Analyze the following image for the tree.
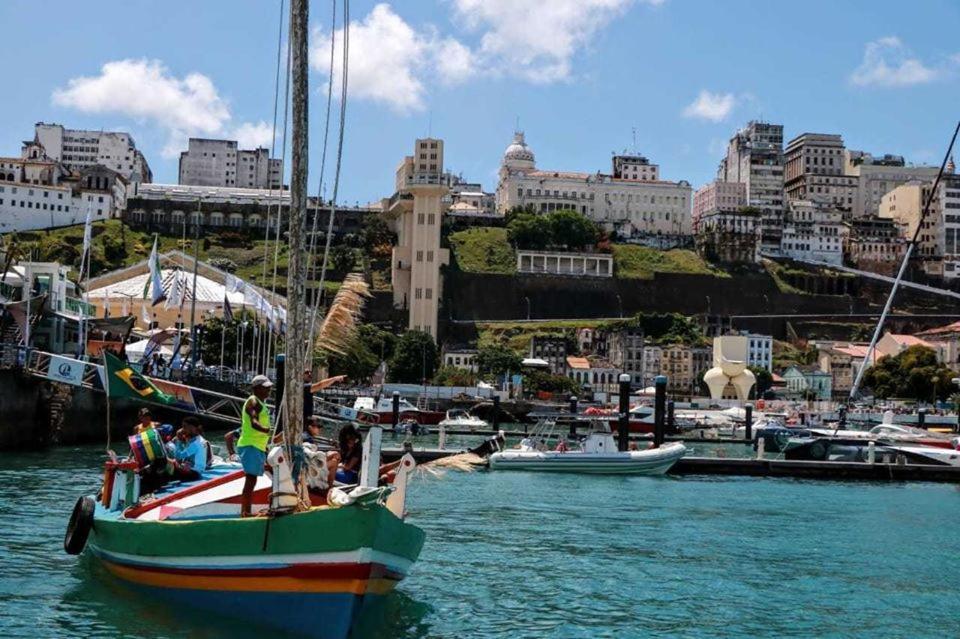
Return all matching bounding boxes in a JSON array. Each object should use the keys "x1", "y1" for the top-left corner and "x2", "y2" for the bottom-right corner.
[
  {"x1": 523, "y1": 369, "x2": 579, "y2": 395},
  {"x1": 360, "y1": 214, "x2": 394, "y2": 254},
  {"x1": 862, "y1": 345, "x2": 957, "y2": 401},
  {"x1": 322, "y1": 338, "x2": 379, "y2": 382},
  {"x1": 432, "y1": 365, "x2": 478, "y2": 387},
  {"x1": 476, "y1": 344, "x2": 523, "y2": 377},
  {"x1": 506, "y1": 212, "x2": 549, "y2": 250},
  {"x1": 748, "y1": 366, "x2": 773, "y2": 399},
  {"x1": 208, "y1": 257, "x2": 238, "y2": 273},
  {"x1": 548, "y1": 209, "x2": 598, "y2": 249},
  {"x1": 356, "y1": 323, "x2": 397, "y2": 363},
  {"x1": 330, "y1": 245, "x2": 356, "y2": 272},
  {"x1": 388, "y1": 330, "x2": 437, "y2": 383}
]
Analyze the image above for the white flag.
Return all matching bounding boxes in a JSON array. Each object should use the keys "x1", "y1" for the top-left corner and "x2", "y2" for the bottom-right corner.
[
  {"x1": 81, "y1": 204, "x2": 93, "y2": 258},
  {"x1": 164, "y1": 271, "x2": 183, "y2": 310},
  {"x1": 225, "y1": 273, "x2": 245, "y2": 294},
  {"x1": 141, "y1": 303, "x2": 150, "y2": 326},
  {"x1": 143, "y1": 236, "x2": 166, "y2": 306}
]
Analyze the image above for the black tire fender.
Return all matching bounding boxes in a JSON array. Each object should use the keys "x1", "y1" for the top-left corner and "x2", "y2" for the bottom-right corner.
[{"x1": 64, "y1": 495, "x2": 95, "y2": 555}]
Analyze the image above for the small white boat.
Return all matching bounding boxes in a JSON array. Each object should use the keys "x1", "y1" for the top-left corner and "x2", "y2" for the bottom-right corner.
[
  {"x1": 437, "y1": 408, "x2": 489, "y2": 431},
  {"x1": 489, "y1": 420, "x2": 686, "y2": 475}
]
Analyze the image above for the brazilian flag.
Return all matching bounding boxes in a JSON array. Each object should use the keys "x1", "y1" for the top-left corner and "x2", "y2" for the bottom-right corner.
[{"x1": 103, "y1": 351, "x2": 175, "y2": 405}]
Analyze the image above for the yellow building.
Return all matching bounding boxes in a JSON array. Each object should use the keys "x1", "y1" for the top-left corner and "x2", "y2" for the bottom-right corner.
[{"x1": 384, "y1": 139, "x2": 449, "y2": 338}]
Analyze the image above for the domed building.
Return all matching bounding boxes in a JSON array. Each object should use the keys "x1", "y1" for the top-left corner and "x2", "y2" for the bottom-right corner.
[
  {"x1": 502, "y1": 131, "x2": 536, "y2": 172},
  {"x1": 494, "y1": 130, "x2": 693, "y2": 238}
]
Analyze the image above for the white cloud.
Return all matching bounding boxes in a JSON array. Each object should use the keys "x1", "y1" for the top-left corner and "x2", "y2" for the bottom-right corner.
[
  {"x1": 231, "y1": 121, "x2": 274, "y2": 150},
  {"x1": 311, "y1": 3, "x2": 476, "y2": 114},
  {"x1": 53, "y1": 59, "x2": 274, "y2": 157},
  {"x1": 452, "y1": 0, "x2": 634, "y2": 83},
  {"x1": 850, "y1": 37, "x2": 938, "y2": 88},
  {"x1": 683, "y1": 90, "x2": 736, "y2": 122}
]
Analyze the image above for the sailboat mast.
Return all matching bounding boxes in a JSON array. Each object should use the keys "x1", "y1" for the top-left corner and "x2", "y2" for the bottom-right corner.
[{"x1": 284, "y1": 0, "x2": 309, "y2": 451}]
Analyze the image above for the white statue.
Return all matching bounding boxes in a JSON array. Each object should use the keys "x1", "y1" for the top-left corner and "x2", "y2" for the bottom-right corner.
[{"x1": 704, "y1": 336, "x2": 757, "y2": 401}]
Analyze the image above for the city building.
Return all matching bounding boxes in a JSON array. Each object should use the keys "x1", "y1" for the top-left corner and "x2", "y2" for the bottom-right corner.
[
  {"x1": 529, "y1": 336, "x2": 570, "y2": 375},
  {"x1": 125, "y1": 183, "x2": 369, "y2": 238},
  {"x1": 740, "y1": 332, "x2": 773, "y2": 371},
  {"x1": 879, "y1": 174, "x2": 960, "y2": 277},
  {"x1": 716, "y1": 121, "x2": 785, "y2": 252},
  {"x1": 845, "y1": 150, "x2": 940, "y2": 219},
  {"x1": 516, "y1": 250, "x2": 613, "y2": 277},
  {"x1": 816, "y1": 343, "x2": 876, "y2": 397},
  {"x1": 784, "y1": 133, "x2": 858, "y2": 211},
  {"x1": 441, "y1": 346, "x2": 479, "y2": 372},
  {"x1": 385, "y1": 138, "x2": 449, "y2": 338},
  {"x1": 780, "y1": 200, "x2": 846, "y2": 265},
  {"x1": 875, "y1": 332, "x2": 942, "y2": 362},
  {"x1": 659, "y1": 344, "x2": 712, "y2": 396},
  {"x1": 692, "y1": 181, "x2": 757, "y2": 263},
  {"x1": 29, "y1": 122, "x2": 151, "y2": 183},
  {"x1": 0, "y1": 148, "x2": 127, "y2": 233},
  {"x1": 178, "y1": 138, "x2": 282, "y2": 189},
  {"x1": 843, "y1": 216, "x2": 907, "y2": 275},
  {"x1": 495, "y1": 132, "x2": 693, "y2": 238},
  {"x1": 916, "y1": 321, "x2": 960, "y2": 367},
  {"x1": 782, "y1": 365, "x2": 832, "y2": 400},
  {"x1": 606, "y1": 327, "x2": 645, "y2": 386},
  {"x1": 566, "y1": 356, "x2": 619, "y2": 394}
]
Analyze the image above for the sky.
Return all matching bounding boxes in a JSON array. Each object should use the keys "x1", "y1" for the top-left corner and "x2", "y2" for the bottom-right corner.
[{"x1": 3, "y1": 0, "x2": 960, "y2": 205}]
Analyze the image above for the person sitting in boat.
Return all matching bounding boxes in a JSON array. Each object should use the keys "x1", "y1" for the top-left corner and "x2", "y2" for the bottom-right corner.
[
  {"x1": 133, "y1": 407, "x2": 157, "y2": 434},
  {"x1": 327, "y1": 424, "x2": 362, "y2": 485},
  {"x1": 555, "y1": 438, "x2": 568, "y2": 453},
  {"x1": 304, "y1": 416, "x2": 324, "y2": 444},
  {"x1": 237, "y1": 375, "x2": 273, "y2": 518},
  {"x1": 167, "y1": 416, "x2": 208, "y2": 481}
]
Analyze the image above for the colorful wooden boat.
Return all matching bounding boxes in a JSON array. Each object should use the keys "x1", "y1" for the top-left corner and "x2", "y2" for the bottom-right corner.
[{"x1": 66, "y1": 436, "x2": 424, "y2": 638}]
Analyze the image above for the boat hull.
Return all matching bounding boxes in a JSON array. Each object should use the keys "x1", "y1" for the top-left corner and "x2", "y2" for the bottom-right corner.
[
  {"x1": 88, "y1": 502, "x2": 424, "y2": 638},
  {"x1": 489, "y1": 442, "x2": 686, "y2": 475}
]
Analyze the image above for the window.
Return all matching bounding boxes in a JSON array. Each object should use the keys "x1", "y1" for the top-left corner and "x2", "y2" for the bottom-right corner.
[
  {"x1": 416, "y1": 250, "x2": 423, "y2": 262},
  {"x1": 427, "y1": 250, "x2": 434, "y2": 262},
  {"x1": 414, "y1": 288, "x2": 422, "y2": 300},
  {"x1": 425, "y1": 288, "x2": 432, "y2": 300},
  {"x1": 427, "y1": 214, "x2": 435, "y2": 225},
  {"x1": 417, "y1": 212, "x2": 425, "y2": 224}
]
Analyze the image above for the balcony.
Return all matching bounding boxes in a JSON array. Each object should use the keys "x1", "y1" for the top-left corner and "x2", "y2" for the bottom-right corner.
[{"x1": 65, "y1": 297, "x2": 97, "y2": 316}]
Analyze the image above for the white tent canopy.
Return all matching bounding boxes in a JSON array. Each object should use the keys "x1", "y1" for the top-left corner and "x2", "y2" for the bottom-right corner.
[{"x1": 125, "y1": 338, "x2": 174, "y2": 363}]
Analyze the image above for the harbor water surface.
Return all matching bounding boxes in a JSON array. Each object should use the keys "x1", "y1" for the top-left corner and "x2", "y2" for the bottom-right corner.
[{"x1": 2, "y1": 439, "x2": 959, "y2": 638}]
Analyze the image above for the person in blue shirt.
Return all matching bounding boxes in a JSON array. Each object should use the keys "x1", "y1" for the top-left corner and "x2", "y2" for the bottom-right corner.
[{"x1": 168, "y1": 416, "x2": 208, "y2": 481}]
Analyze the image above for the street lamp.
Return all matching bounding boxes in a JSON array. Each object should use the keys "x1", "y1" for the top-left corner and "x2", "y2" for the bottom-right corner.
[{"x1": 524, "y1": 296, "x2": 531, "y2": 320}]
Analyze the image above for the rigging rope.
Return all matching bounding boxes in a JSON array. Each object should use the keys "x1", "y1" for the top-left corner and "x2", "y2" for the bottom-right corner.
[
  {"x1": 258, "y1": 0, "x2": 287, "y2": 375},
  {"x1": 266, "y1": 19, "x2": 294, "y2": 374},
  {"x1": 308, "y1": 0, "x2": 350, "y2": 345},
  {"x1": 305, "y1": 0, "x2": 338, "y2": 346}
]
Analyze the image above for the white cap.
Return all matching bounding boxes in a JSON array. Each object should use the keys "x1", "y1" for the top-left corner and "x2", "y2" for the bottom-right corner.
[{"x1": 251, "y1": 374, "x2": 274, "y2": 388}]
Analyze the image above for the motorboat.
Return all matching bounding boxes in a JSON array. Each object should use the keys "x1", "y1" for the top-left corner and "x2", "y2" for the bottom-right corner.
[
  {"x1": 437, "y1": 408, "x2": 489, "y2": 431},
  {"x1": 489, "y1": 419, "x2": 686, "y2": 475},
  {"x1": 353, "y1": 396, "x2": 445, "y2": 425}
]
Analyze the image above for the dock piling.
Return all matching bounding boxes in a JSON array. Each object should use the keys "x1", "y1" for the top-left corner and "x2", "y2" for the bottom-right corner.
[
  {"x1": 667, "y1": 400, "x2": 675, "y2": 434},
  {"x1": 867, "y1": 441, "x2": 876, "y2": 464},
  {"x1": 569, "y1": 395, "x2": 578, "y2": 415},
  {"x1": 617, "y1": 376, "x2": 630, "y2": 452},
  {"x1": 744, "y1": 403, "x2": 753, "y2": 442},
  {"x1": 918, "y1": 408, "x2": 927, "y2": 430},
  {"x1": 756, "y1": 436, "x2": 765, "y2": 460},
  {"x1": 391, "y1": 391, "x2": 400, "y2": 429},
  {"x1": 492, "y1": 395, "x2": 500, "y2": 430},
  {"x1": 653, "y1": 375, "x2": 667, "y2": 448}
]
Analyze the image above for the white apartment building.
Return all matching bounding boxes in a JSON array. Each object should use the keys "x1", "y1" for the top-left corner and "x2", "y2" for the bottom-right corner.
[
  {"x1": 495, "y1": 132, "x2": 692, "y2": 237},
  {"x1": 740, "y1": 332, "x2": 773, "y2": 372},
  {"x1": 846, "y1": 150, "x2": 940, "y2": 219},
  {"x1": 716, "y1": 121, "x2": 785, "y2": 252},
  {"x1": 178, "y1": 138, "x2": 282, "y2": 189},
  {"x1": 784, "y1": 133, "x2": 858, "y2": 211},
  {"x1": 31, "y1": 122, "x2": 151, "y2": 183},
  {"x1": 386, "y1": 138, "x2": 449, "y2": 338},
  {"x1": 780, "y1": 200, "x2": 846, "y2": 265},
  {"x1": 0, "y1": 150, "x2": 125, "y2": 233}
]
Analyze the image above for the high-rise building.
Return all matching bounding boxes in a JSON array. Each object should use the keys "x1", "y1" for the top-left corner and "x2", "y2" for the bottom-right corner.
[
  {"x1": 845, "y1": 150, "x2": 940, "y2": 219},
  {"x1": 879, "y1": 174, "x2": 960, "y2": 278},
  {"x1": 716, "y1": 121, "x2": 784, "y2": 252},
  {"x1": 29, "y1": 122, "x2": 151, "y2": 183},
  {"x1": 178, "y1": 138, "x2": 282, "y2": 189},
  {"x1": 386, "y1": 138, "x2": 449, "y2": 338},
  {"x1": 780, "y1": 200, "x2": 846, "y2": 266},
  {"x1": 496, "y1": 132, "x2": 692, "y2": 237},
  {"x1": 784, "y1": 133, "x2": 858, "y2": 212}
]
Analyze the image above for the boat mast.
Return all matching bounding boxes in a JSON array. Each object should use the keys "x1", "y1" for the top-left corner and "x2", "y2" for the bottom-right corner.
[{"x1": 283, "y1": 0, "x2": 309, "y2": 474}]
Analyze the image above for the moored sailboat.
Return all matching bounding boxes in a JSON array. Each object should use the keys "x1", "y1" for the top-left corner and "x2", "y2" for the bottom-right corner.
[{"x1": 63, "y1": 3, "x2": 427, "y2": 636}]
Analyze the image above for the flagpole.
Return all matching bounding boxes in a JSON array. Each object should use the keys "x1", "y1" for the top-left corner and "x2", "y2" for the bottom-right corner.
[
  {"x1": 219, "y1": 319, "x2": 226, "y2": 379},
  {"x1": 188, "y1": 199, "x2": 201, "y2": 370},
  {"x1": 102, "y1": 351, "x2": 112, "y2": 451}
]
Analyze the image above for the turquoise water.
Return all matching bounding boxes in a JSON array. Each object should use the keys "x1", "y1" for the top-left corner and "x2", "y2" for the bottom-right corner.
[{"x1": 2, "y1": 443, "x2": 959, "y2": 638}]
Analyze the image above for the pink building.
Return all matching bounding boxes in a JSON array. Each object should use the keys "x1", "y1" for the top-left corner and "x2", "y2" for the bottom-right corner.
[{"x1": 693, "y1": 181, "x2": 746, "y2": 230}]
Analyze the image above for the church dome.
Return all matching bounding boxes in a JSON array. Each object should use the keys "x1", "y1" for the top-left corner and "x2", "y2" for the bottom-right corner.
[{"x1": 503, "y1": 131, "x2": 535, "y2": 169}]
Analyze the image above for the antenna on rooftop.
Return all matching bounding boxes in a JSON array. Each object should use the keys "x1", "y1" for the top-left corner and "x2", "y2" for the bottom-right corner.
[
  {"x1": 515, "y1": 115, "x2": 520, "y2": 133},
  {"x1": 428, "y1": 110, "x2": 432, "y2": 137},
  {"x1": 632, "y1": 127, "x2": 637, "y2": 153}
]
